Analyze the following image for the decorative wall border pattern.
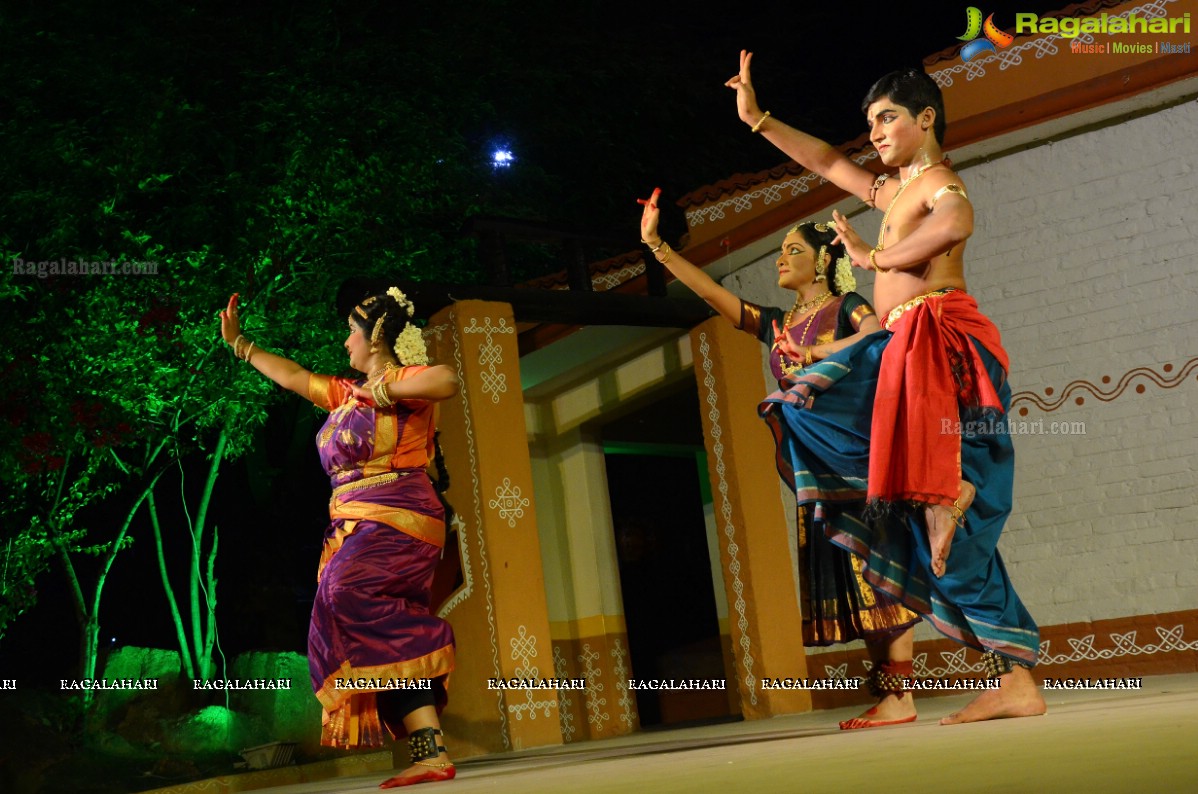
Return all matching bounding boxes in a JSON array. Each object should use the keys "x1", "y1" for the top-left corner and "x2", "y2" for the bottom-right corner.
[
  {"x1": 422, "y1": 322, "x2": 451, "y2": 345},
  {"x1": 697, "y1": 331, "x2": 758, "y2": 705},
  {"x1": 506, "y1": 625, "x2": 556, "y2": 721},
  {"x1": 817, "y1": 623, "x2": 1198, "y2": 679},
  {"x1": 488, "y1": 477, "x2": 530, "y2": 528},
  {"x1": 552, "y1": 644, "x2": 577, "y2": 743},
  {"x1": 610, "y1": 638, "x2": 634, "y2": 730},
  {"x1": 1012, "y1": 357, "x2": 1198, "y2": 415},
  {"x1": 685, "y1": 151, "x2": 879, "y2": 228},
  {"x1": 592, "y1": 263, "x2": 646, "y2": 291},
  {"x1": 579, "y1": 644, "x2": 609, "y2": 729},
  {"x1": 438, "y1": 309, "x2": 508, "y2": 748},
  {"x1": 436, "y1": 514, "x2": 472, "y2": 617},
  {"x1": 551, "y1": 263, "x2": 647, "y2": 292},
  {"x1": 929, "y1": 0, "x2": 1178, "y2": 86},
  {"x1": 1038, "y1": 624, "x2": 1198, "y2": 665},
  {"x1": 462, "y1": 317, "x2": 515, "y2": 404}
]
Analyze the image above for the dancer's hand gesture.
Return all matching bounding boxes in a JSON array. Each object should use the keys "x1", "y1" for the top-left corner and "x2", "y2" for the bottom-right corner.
[
  {"x1": 219, "y1": 293, "x2": 243, "y2": 345},
  {"x1": 637, "y1": 188, "x2": 663, "y2": 245},
  {"x1": 831, "y1": 210, "x2": 873, "y2": 269},
  {"x1": 725, "y1": 50, "x2": 765, "y2": 128},
  {"x1": 771, "y1": 320, "x2": 805, "y2": 361}
]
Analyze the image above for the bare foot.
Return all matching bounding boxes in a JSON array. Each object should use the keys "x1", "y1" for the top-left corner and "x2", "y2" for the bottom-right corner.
[
  {"x1": 925, "y1": 480, "x2": 976, "y2": 578},
  {"x1": 379, "y1": 756, "x2": 456, "y2": 789},
  {"x1": 839, "y1": 692, "x2": 918, "y2": 730},
  {"x1": 940, "y1": 665, "x2": 1047, "y2": 725}
]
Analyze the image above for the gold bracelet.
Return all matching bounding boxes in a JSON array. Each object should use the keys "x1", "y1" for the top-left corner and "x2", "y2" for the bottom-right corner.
[
  {"x1": 371, "y1": 379, "x2": 394, "y2": 408},
  {"x1": 804, "y1": 346, "x2": 814, "y2": 367},
  {"x1": 233, "y1": 334, "x2": 251, "y2": 360},
  {"x1": 750, "y1": 111, "x2": 772, "y2": 133},
  {"x1": 244, "y1": 341, "x2": 256, "y2": 363},
  {"x1": 640, "y1": 238, "x2": 664, "y2": 253},
  {"x1": 654, "y1": 241, "x2": 673, "y2": 264},
  {"x1": 868, "y1": 247, "x2": 880, "y2": 271}
]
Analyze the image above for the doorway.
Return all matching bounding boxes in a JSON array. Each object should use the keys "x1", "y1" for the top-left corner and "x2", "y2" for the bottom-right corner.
[{"x1": 601, "y1": 382, "x2": 736, "y2": 727}]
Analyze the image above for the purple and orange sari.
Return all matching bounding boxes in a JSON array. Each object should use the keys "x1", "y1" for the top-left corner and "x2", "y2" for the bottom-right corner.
[{"x1": 307, "y1": 366, "x2": 455, "y2": 748}]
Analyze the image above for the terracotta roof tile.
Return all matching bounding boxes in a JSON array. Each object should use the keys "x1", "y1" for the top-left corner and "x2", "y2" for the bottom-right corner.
[{"x1": 677, "y1": 136, "x2": 880, "y2": 209}]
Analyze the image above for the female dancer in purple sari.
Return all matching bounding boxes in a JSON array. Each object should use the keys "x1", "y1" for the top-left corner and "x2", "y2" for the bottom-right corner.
[
  {"x1": 220, "y1": 288, "x2": 458, "y2": 788},
  {"x1": 639, "y1": 190, "x2": 922, "y2": 728}
]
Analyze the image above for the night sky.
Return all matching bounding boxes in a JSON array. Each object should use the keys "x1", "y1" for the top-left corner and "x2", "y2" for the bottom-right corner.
[{"x1": 1, "y1": 0, "x2": 1069, "y2": 683}]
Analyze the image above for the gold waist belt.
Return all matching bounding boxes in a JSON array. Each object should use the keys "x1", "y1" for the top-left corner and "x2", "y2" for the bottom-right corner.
[
  {"x1": 882, "y1": 287, "x2": 960, "y2": 330},
  {"x1": 330, "y1": 471, "x2": 404, "y2": 503}
]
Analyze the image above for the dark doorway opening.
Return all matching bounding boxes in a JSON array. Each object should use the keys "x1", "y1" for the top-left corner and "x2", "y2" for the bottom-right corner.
[{"x1": 601, "y1": 381, "x2": 736, "y2": 728}]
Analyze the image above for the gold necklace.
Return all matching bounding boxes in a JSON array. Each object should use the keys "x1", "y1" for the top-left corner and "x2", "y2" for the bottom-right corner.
[
  {"x1": 777, "y1": 291, "x2": 833, "y2": 373},
  {"x1": 785, "y1": 290, "x2": 833, "y2": 323},
  {"x1": 366, "y1": 362, "x2": 398, "y2": 384},
  {"x1": 877, "y1": 161, "x2": 940, "y2": 249}
]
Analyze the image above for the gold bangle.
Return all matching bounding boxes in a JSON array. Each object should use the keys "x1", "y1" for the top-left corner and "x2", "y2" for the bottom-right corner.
[
  {"x1": 868, "y1": 247, "x2": 880, "y2": 271},
  {"x1": 244, "y1": 341, "x2": 256, "y2": 363},
  {"x1": 371, "y1": 379, "x2": 394, "y2": 408},
  {"x1": 804, "y1": 346, "x2": 814, "y2": 367},
  {"x1": 233, "y1": 334, "x2": 252, "y2": 360},
  {"x1": 641, "y1": 238, "x2": 664, "y2": 253},
  {"x1": 750, "y1": 111, "x2": 772, "y2": 134},
  {"x1": 654, "y1": 241, "x2": 673, "y2": 264}
]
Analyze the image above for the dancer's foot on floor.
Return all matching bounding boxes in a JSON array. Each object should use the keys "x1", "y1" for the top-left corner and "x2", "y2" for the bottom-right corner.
[
  {"x1": 839, "y1": 692, "x2": 917, "y2": 730},
  {"x1": 925, "y1": 480, "x2": 975, "y2": 578},
  {"x1": 940, "y1": 665, "x2": 1046, "y2": 725},
  {"x1": 379, "y1": 757, "x2": 456, "y2": 788}
]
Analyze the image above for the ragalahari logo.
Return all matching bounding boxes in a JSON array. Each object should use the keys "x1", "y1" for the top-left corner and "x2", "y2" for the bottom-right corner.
[{"x1": 958, "y1": 7, "x2": 1016, "y2": 61}]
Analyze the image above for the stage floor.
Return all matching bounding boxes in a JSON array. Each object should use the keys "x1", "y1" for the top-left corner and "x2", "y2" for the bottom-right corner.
[{"x1": 168, "y1": 673, "x2": 1198, "y2": 794}]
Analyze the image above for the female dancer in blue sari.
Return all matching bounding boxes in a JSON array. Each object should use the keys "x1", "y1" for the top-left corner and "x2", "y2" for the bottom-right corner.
[{"x1": 639, "y1": 189, "x2": 922, "y2": 728}]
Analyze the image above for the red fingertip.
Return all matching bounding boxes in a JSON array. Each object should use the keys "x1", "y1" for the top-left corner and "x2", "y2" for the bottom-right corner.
[{"x1": 636, "y1": 198, "x2": 649, "y2": 205}]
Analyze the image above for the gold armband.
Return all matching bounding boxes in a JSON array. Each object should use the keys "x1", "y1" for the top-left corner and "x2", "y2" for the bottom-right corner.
[
  {"x1": 930, "y1": 183, "x2": 969, "y2": 210},
  {"x1": 868, "y1": 173, "x2": 890, "y2": 208}
]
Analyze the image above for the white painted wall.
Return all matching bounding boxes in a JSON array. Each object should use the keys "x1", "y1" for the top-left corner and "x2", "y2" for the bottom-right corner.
[{"x1": 720, "y1": 99, "x2": 1198, "y2": 648}]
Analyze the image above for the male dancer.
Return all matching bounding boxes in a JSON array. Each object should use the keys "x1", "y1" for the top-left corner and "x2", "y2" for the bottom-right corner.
[{"x1": 727, "y1": 50, "x2": 1046, "y2": 725}]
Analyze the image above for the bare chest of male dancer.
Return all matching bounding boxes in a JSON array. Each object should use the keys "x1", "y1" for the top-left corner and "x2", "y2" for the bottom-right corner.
[{"x1": 872, "y1": 167, "x2": 969, "y2": 320}]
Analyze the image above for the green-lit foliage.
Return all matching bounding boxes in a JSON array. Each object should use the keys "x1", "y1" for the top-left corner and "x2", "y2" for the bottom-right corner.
[
  {"x1": 0, "y1": 0, "x2": 534, "y2": 689},
  {"x1": 0, "y1": 0, "x2": 755, "y2": 694}
]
